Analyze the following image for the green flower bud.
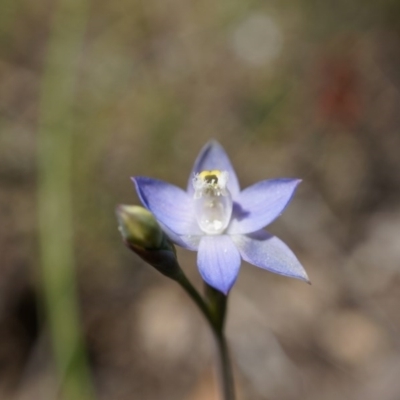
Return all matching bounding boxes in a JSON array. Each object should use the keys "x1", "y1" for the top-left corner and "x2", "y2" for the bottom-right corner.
[
  {"x1": 116, "y1": 205, "x2": 182, "y2": 280},
  {"x1": 116, "y1": 205, "x2": 163, "y2": 249}
]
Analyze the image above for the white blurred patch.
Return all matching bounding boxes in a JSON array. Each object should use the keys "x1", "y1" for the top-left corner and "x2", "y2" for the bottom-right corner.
[{"x1": 231, "y1": 13, "x2": 283, "y2": 67}]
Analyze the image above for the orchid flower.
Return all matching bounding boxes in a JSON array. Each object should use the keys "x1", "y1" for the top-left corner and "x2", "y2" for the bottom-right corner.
[{"x1": 132, "y1": 141, "x2": 308, "y2": 294}]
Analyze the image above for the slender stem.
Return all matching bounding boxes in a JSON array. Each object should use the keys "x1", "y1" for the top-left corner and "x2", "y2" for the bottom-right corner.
[
  {"x1": 204, "y1": 284, "x2": 235, "y2": 400},
  {"x1": 176, "y1": 272, "x2": 214, "y2": 328},
  {"x1": 205, "y1": 284, "x2": 228, "y2": 332},
  {"x1": 213, "y1": 330, "x2": 236, "y2": 400},
  {"x1": 166, "y1": 268, "x2": 236, "y2": 400}
]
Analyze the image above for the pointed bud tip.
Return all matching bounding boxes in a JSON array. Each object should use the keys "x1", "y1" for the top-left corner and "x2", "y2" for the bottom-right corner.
[
  {"x1": 116, "y1": 204, "x2": 182, "y2": 280},
  {"x1": 115, "y1": 205, "x2": 163, "y2": 249}
]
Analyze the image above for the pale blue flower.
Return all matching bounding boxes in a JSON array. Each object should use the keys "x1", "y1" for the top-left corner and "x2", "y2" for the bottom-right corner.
[{"x1": 132, "y1": 141, "x2": 308, "y2": 294}]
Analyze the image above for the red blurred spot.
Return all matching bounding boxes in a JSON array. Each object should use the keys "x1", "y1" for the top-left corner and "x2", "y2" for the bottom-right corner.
[{"x1": 318, "y1": 57, "x2": 361, "y2": 129}]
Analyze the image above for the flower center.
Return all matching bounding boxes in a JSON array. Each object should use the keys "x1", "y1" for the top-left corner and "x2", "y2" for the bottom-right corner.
[{"x1": 192, "y1": 170, "x2": 233, "y2": 235}]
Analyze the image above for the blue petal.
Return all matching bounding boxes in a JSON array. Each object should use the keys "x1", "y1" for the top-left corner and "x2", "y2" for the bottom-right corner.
[
  {"x1": 133, "y1": 177, "x2": 201, "y2": 237},
  {"x1": 197, "y1": 235, "x2": 241, "y2": 294},
  {"x1": 159, "y1": 224, "x2": 202, "y2": 251},
  {"x1": 232, "y1": 230, "x2": 309, "y2": 282},
  {"x1": 228, "y1": 178, "x2": 301, "y2": 234},
  {"x1": 187, "y1": 141, "x2": 240, "y2": 197}
]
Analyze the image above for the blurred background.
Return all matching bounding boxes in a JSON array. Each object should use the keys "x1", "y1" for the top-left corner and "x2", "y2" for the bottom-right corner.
[{"x1": 1, "y1": 0, "x2": 400, "y2": 399}]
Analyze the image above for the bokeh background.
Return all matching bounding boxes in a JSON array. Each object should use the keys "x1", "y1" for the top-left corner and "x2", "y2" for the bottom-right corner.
[{"x1": 1, "y1": 0, "x2": 400, "y2": 399}]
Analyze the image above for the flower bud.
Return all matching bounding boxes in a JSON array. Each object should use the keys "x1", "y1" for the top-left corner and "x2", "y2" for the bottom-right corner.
[
  {"x1": 116, "y1": 205, "x2": 182, "y2": 279},
  {"x1": 116, "y1": 205, "x2": 163, "y2": 249}
]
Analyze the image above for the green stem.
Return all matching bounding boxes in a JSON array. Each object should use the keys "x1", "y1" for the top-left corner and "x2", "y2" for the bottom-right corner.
[
  {"x1": 205, "y1": 284, "x2": 235, "y2": 400},
  {"x1": 178, "y1": 276, "x2": 235, "y2": 400},
  {"x1": 205, "y1": 284, "x2": 228, "y2": 332},
  {"x1": 213, "y1": 330, "x2": 236, "y2": 400},
  {"x1": 38, "y1": 0, "x2": 93, "y2": 399},
  {"x1": 176, "y1": 272, "x2": 215, "y2": 328},
  {"x1": 157, "y1": 264, "x2": 236, "y2": 400}
]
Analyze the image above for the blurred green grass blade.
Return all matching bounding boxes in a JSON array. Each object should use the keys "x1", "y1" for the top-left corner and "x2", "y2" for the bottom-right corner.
[{"x1": 37, "y1": 0, "x2": 94, "y2": 399}]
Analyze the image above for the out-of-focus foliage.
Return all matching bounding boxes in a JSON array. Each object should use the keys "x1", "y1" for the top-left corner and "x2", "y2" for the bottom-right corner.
[{"x1": 1, "y1": 0, "x2": 400, "y2": 399}]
